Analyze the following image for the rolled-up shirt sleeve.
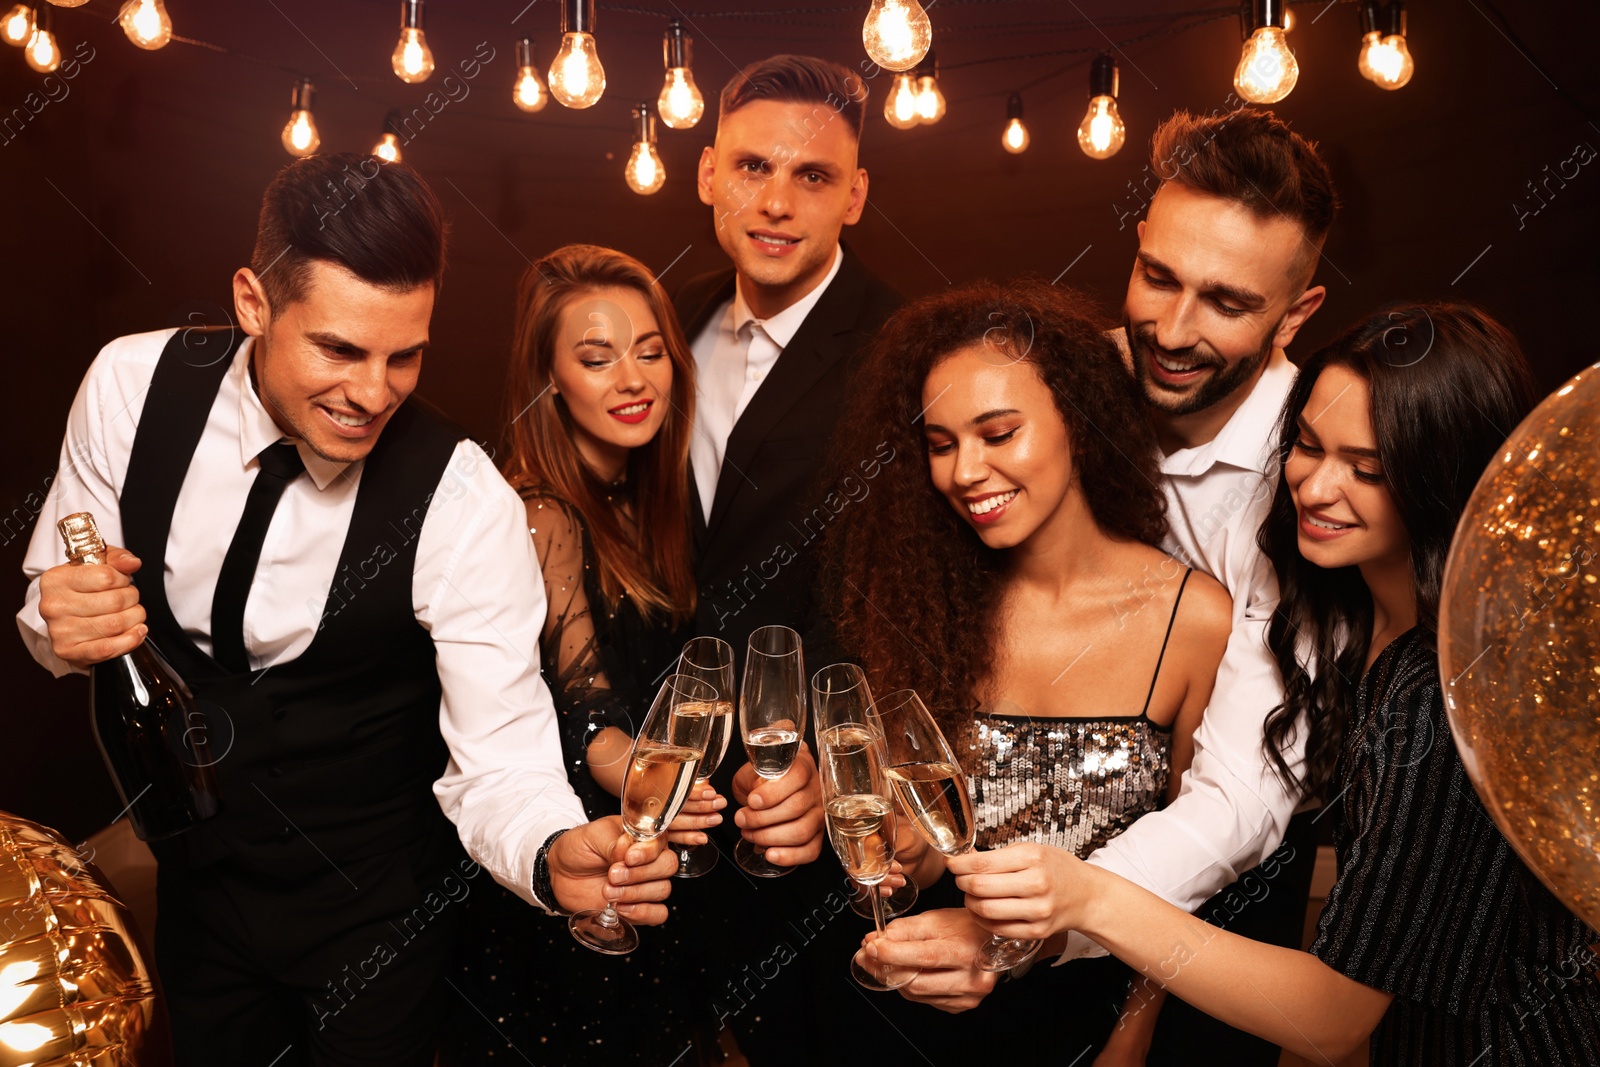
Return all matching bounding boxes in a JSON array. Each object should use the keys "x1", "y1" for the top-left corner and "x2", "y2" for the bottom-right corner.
[{"x1": 419, "y1": 440, "x2": 587, "y2": 911}]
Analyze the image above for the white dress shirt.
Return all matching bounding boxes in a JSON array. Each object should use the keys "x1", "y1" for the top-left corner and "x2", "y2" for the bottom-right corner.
[
  {"x1": 16, "y1": 329, "x2": 587, "y2": 909},
  {"x1": 1061, "y1": 348, "x2": 1306, "y2": 961},
  {"x1": 689, "y1": 244, "x2": 844, "y2": 519}
]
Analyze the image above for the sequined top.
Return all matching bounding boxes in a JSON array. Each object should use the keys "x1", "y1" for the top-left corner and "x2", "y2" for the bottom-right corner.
[
  {"x1": 968, "y1": 711, "x2": 1172, "y2": 855},
  {"x1": 967, "y1": 568, "x2": 1190, "y2": 857}
]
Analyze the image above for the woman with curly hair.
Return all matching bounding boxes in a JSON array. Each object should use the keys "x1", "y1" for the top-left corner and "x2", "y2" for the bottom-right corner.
[
  {"x1": 441, "y1": 244, "x2": 707, "y2": 1064},
  {"x1": 822, "y1": 279, "x2": 1232, "y2": 1062},
  {"x1": 934, "y1": 304, "x2": 1600, "y2": 1064}
]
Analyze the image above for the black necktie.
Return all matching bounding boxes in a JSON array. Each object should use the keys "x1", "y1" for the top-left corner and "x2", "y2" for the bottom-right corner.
[{"x1": 210, "y1": 441, "x2": 305, "y2": 673}]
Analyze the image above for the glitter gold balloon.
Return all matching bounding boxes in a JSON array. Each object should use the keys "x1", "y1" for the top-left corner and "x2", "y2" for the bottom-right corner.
[
  {"x1": 1439, "y1": 365, "x2": 1600, "y2": 933},
  {"x1": 0, "y1": 811, "x2": 164, "y2": 1065}
]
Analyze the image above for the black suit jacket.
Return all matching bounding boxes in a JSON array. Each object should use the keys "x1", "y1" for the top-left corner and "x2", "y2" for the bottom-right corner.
[{"x1": 673, "y1": 246, "x2": 903, "y2": 670}]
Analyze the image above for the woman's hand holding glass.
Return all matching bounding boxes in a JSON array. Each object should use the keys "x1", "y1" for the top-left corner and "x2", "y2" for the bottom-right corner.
[{"x1": 944, "y1": 840, "x2": 1095, "y2": 944}]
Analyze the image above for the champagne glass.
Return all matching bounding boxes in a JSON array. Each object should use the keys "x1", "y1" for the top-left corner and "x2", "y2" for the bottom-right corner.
[
  {"x1": 570, "y1": 673, "x2": 716, "y2": 954},
  {"x1": 812, "y1": 664, "x2": 920, "y2": 919},
  {"x1": 874, "y1": 688, "x2": 1041, "y2": 972},
  {"x1": 735, "y1": 625, "x2": 805, "y2": 878},
  {"x1": 671, "y1": 637, "x2": 736, "y2": 878},
  {"x1": 813, "y1": 663, "x2": 918, "y2": 991}
]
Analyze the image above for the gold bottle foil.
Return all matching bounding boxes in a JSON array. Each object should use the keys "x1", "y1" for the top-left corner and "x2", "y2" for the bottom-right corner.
[
  {"x1": 0, "y1": 811, "x2": 162, "y2": 1065},
  {"x1": 1439, "y1": 364, "x2": 1600, "y2": 934},
  {"x1": 57, "y1": 514, "x2": 107, "y2": 568}
]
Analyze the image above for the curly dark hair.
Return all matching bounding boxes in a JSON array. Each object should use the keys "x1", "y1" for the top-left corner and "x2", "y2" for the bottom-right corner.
[
  {"x1": 1260, "y1": 302, "x2": 1538, "y2": 799},
  {"x1": 820, "y1": 279, "x2": 1168, "y2": 747}
]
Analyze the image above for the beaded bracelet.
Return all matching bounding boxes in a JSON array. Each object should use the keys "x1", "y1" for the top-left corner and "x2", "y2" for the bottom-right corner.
[{"x1": 532, "y1": 827, "x2": 572, "y2": 915}]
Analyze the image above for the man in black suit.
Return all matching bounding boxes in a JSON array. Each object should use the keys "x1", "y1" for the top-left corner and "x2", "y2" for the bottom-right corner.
[{"x1": 670, "y1": 55, "x2": 904, "y2": 1062}]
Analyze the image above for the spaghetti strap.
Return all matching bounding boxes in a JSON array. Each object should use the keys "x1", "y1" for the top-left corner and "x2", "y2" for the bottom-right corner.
[{"x1": 1140, "y1": 567, "x2": 1193, "y2": 719}]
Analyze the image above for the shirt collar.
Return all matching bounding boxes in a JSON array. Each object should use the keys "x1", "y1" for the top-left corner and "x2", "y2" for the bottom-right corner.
[
  {"x1": 233, "y1": 336, "x2": 354, "y2": 491},
  {"x1": 1160, "y1": 348, "x2": 1298, "y2": 479},
  {"x1": 731, "y1": 243, "x2": 844, "y2": 348}
]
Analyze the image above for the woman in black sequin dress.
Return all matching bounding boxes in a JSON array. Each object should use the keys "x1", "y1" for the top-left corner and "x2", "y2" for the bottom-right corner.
[
  {"x1": 821, "y1": 281, "x2": 1234, "y2": 1062},
  {"x1": 952, "y1": 305, "x2": 1600, "y2": 1065},
  {"x1": 439, "y1": 245, "x2": 707, "y2": 1065}
]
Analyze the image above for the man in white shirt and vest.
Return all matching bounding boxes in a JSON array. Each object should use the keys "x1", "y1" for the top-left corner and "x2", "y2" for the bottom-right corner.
[
  {"x1": 873, "y1": 107, "x2": 1338, "y2": 1066},
  {"x1": 670, "y1": 55, "x2": 903, "y2": 1063},
  {"x1": 17, "y1": 155, "x2": 678, "y2": 1065}
]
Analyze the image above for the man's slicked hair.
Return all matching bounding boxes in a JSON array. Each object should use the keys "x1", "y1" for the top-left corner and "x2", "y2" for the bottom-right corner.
[
  {"x1": 1150, "y1": 107, "x2": 1337, "y2": 279},
  {"x1": 250, "y1": 153, "x2": 447, "y2": 315},
  {"x1": 718, "y1": 54, "x2": 869, "y2": 142}
]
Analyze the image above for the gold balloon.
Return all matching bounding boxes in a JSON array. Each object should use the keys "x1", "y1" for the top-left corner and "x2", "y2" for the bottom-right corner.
[
  {"x1": 0, "y1": 811, "x2": 164, "y2": 1065},
  {"x1": 1440, "y1": 364, "x2": 1600, "y2": 934}
]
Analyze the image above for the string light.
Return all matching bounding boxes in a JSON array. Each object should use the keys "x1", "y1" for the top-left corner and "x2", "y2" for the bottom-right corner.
[
  {"x1": 280, "y1": 77, "x2": 320, "y2": 158},
  {"x1": 1077, "y1": 52, "x2": 1125, "y2": 160},
  {"x1": 1002, "y1": 92, "x2": 1029, "y2": 154},
  {"x1": 625, "y1": 102, "x2": 665, "y2": 195},
  {"x1": 862, "y1": 0, "x2": 931, "y2": 73},
  {"x1": 657, "y1": 19, "x2": 704, "y2": 129},
  {"x1": 24, "y1": 4, "x2": 58, "y2": 73},
  {"x1": 513, "y1": 36, "x2": 548, "y2": 112},
  {"x1": 118, "y1": 0, "x2": 171, "y2": 50},
  {"x1": 372, "y1": 110, "x2": 403, "y2": 162},
  {"x1": 2, "y1": 5, "x2": 33, "y2": 47},
  {"x1": 913, "y1": 51, "x2": 945, "y2": 124},
  {"x1": 1356, "y1": 1, "x2": 1384, "y2": 82},
  {"x1": 1368, "y1": 0, "x2": 1414, "y2": 89},
  {"x1": 1235, "y1": 0, "x2": 1297, "y2": 104},
  {"x1": 884, "y1": 71, "x2": 919, "y2": 129},
  {"x1": 549, "y1": 0, "x2": 604, "y2": 109},
  {"x1": 392, "y1": 0, "x2": 434, "y2": 83}
]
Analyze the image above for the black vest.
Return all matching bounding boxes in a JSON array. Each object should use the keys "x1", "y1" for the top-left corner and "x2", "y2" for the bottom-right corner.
[{"x1": 122, "y1": 328, "x2": 465, "y2": 881}]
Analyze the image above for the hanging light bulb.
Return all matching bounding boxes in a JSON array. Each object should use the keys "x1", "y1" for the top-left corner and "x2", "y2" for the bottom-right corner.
[
  {"x1": 281, "y1": 77, "x2": 321, "y2": 158},
  {"x1": 625, "y1": 102, "x2": 665, "y2": 195},
  {"x1": 1234, "y1": 0, "x2": 1298, "y2": 104},
  {"x1": 373, "y1": 110, "x2": 404, "y2": 163},
  {"x1": 513, "y1": 36, "x2": 548, "y2": 112},
  {"x1": 24, "y1": 5, "x2": 57, "y2": 72},
  {"x1": 657, "y1": 19, "x2": 704, "y2": 129},
  {"x1": 391, "y1": 0, "x2": 435, "y2": 84},
  {"x1": 1002, "y1": 93, "x2": 1029, "y2": 155},
  {"x1": 1356, "y1": 1, "x2": 1383, "y2": 82},
  {"x1": 549, "y1": 0, "x2": 605, "y2": 109},
  {"x1": 1077, "y1": 52, "x2": 1126, "y2": 160},
  {"x1": 862, "y1": 0, "x2": 931, "y2": 73},
  {"x1": 912, "y1": 51, "x2": 945, "y2": 124},
  {"x1": 1370, "y1": 0, "x2": 1415, "y2": 89},
  {"x1": 884, "y1": 72, "x2": 920, "y2": 130},
  {"x1": 118, "y1": 0, "x2": 171, "y2": 49},
  {"x1": 2, "y1": 5, "x2": 33, "y2": 47},
  {"x1": 49, "y1": 0, "x2": 87, "y2": 8}
]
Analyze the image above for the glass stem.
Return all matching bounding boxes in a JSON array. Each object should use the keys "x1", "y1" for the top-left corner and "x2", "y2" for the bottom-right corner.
[
  {"x1": 866, "y1": 880, "x2": 890, "y2": 935},
  {"x1": 593, "y1": 903, "x2": 621, "y2": 928}
]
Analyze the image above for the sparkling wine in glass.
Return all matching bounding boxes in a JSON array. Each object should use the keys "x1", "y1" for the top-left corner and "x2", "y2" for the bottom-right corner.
[
  {"x1": 814, "y1": 663, "x2": 918, "y2": 991},
  {"x1": 813, "y1": 663, "x2": 920, "y2": 919},
  {"x1": 671, "y1": 636, "x2": 736, "y2": 878},
  {"x1": 735, "y1": 625, "x2": 806, "y2": 878},
  {"x1": 570, "y1": 673, "x2": 715, "y2": 955},
  {"x1": 875, "y1": 689, "x2": 1041, "y2": 972}
]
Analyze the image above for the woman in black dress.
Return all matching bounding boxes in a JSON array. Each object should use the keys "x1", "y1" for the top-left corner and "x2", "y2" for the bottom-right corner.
[
  {"x1": 440, "y1": 245, "x2": 707, "y2": 1064},
  {"x1": 923, "y1": 303, "x2": 1600, "y2": 1064}
]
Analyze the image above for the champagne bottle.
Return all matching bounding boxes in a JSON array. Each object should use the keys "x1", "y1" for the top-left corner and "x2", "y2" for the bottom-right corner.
[{"x1": 59, "y1": 512, "x2": 222, "y2": 841}]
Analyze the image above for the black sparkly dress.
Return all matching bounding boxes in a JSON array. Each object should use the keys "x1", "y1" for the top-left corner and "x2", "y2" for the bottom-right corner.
[
  {"x1": 439, "y1": 488, "x2": 696, "y2": 1066},
  {"x1": 1310, "y1": 627, "x2": 1600, "y2": 1065}
]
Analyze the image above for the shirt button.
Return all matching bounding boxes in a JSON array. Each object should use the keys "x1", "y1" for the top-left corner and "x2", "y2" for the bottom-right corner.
[
  {"x1": 749, "y1": 369, "x2": 763, "y2": 381},
  {"x1": 269, "y1": 766, "x2": 283, "y2": 777}
]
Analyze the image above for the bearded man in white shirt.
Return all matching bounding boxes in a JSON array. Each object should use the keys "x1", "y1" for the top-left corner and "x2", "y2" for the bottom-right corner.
[
  {"x1": 871, "y1": 107, "x2": 1339, "y2": 1066},
  {"x1": 17, "y1": 154, "x2": 678, "y2": 1065}
]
